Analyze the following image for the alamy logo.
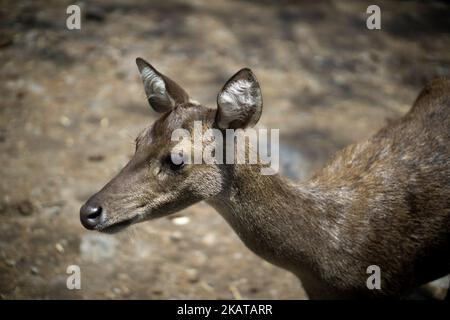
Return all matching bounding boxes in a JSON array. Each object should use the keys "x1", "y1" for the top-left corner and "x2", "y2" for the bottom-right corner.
[
  {"x1": 66, "y1": 5, "x2": 81, "y2": 30},
  {"x1": 171, "y1": 121, "x2": 279, "y2": 175},
  {"x1": 66, "y1": 265, "x2": 81, "y2": 290},
  {"x1": 366, "y1": 5, "x2": 381, "y2": 30},
  {"x1": 366, "y1": 265, "x2": 381, "y2": 290}
]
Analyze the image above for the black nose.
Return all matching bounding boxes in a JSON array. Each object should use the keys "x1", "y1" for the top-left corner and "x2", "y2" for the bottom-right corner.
[{"x1": 80, "y1": 203, "x2": 103, "y2": 230}]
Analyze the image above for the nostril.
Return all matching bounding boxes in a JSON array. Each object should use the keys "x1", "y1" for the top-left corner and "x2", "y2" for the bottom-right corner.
[
  {"x1": 87, "y1": 206, "x2": 102, "y2": 220},
  {"x1": 80, "y1": 204, "x2": 104, "y2": 230}
]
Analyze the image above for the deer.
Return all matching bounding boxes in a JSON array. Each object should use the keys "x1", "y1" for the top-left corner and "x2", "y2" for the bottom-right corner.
[{"x1": 80, "y1": 57, "x2": 450, "y2": 299}]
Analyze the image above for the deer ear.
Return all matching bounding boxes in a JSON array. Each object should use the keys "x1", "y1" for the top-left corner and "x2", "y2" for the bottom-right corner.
[
  {"x1": 136, "y1": 58, "x2": 189, "y2": 113},
  {"x1": 216, "y1": 68, "x2": 262, "y2": 129}
]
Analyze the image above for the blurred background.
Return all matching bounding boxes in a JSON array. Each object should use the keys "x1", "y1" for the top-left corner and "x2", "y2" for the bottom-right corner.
[{"x1": 1, "y1": 0, "x2": 449, "y2": 299}]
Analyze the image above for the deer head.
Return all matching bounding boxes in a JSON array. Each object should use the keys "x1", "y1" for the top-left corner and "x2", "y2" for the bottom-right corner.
[{"x1": 80, "y1": 58, "x2": 263, "y2": 233}]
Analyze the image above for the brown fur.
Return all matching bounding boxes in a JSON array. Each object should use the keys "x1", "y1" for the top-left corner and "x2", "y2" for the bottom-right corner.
[{"x1": 81, "y1": 63, "x2": 450, "y2": 299}]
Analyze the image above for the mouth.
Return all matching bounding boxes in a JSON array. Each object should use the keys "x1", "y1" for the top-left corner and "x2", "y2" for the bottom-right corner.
[{"x1": 97, "y1": 215, "x2": 141, "y2": 234}]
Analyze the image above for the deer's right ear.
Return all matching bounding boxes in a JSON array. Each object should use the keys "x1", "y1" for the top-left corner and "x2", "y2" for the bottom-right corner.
[
  {"x1": 136, "y1": 58, "x2": 189, "y2": 113},
  {"x1": 216, "y1": 68, "x2": 262, "y2": 129}
]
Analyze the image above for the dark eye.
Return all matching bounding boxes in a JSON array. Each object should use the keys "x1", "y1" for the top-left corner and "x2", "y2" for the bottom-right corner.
[{"x1": 165, "y1": 154, "x2": 185, "y2": 171}]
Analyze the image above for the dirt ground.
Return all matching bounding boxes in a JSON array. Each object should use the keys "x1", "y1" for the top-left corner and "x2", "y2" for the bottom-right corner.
[{"x1": 0, "y1": 0, "x2": 449, "y2": 299}]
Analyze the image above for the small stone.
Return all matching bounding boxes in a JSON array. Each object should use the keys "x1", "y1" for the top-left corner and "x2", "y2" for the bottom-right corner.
[
  {"x1": 88, "y1": 154, "x2": 105, "y2": 162},
  {"x1": 186, "y1": 268, "x2": 199, "y2": 283},
  {"x1": 249, "y1": 286, "x2": 260, "y2": 294},
  {"x1": 169, "y1": 231, "x2": 183, "y2": 242},
  {"x1": 28, "y1": 82, "x2": 44, "y2": 94},
  {"x1": 100, "y1": 118, "x2": 109, "y2": 128},
  {"x1": 152, "y1": 289, "x2": 163, "y2": 296},
  {"x1": 30, "y1": 266, "x2": 39, "y2": 275},
  {"x1": 172, "y1": 216, "x2": 190, "y2": 226},
  {"x1": 60, "y1": 116, "x2": 72, "y2": 128},
  {"x1": 55, "y1": 243, "x2": 64, "y2": 253},
  {"x1": 202, "y1": 233, "x2": 216, "y2": 246},
  {"x1": 16, "y1": 200, "x2": 34, "y2": 216},
  {"x1": 6, "y1": 259, "x2": 16, "y2": 267}
]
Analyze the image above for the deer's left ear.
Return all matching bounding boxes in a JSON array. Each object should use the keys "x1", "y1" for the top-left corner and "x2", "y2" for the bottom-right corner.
[
  {"x1": 216, "y1": 68, "x2": 263, "y2": 129},
  {"x1": 136, "y1": 58, "x2": 189, "y2": 113}
]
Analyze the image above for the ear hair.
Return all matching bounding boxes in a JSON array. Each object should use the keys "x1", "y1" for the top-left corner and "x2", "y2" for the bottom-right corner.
[
  {"x1": 216, "y1": 68, "x2": 262, "y2": 129},
  {"x1": 136, "y1": 58, "x2": 189, "y2": 113}
]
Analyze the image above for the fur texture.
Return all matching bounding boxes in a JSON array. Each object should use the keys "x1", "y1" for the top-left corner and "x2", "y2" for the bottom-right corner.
[{"x1": 81, "y1": 63, "x2": 450, "y2": 299}]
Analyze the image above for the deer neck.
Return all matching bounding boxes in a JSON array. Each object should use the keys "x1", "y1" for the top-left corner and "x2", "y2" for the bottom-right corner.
[{"x1": 207, "y1": 164, "x2": 344, "y2": 274}]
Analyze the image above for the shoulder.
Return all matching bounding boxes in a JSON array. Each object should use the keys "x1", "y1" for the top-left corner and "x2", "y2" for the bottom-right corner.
[{"x1": 409, "y1": 77, "x2": 450, "y2": 115}]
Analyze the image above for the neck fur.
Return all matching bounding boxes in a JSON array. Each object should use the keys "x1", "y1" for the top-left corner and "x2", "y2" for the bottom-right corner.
[{"x1": 207, "y1": 164, "x2": 343, "y2": 274}]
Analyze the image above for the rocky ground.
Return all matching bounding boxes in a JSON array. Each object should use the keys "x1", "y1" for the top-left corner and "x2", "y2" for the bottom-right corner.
[{"x1": 0, "y1": 0, "x2": 449, "y2": 299}]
